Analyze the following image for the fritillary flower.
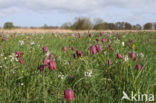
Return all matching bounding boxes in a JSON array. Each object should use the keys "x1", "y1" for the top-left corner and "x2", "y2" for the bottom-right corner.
[
  {"x1": 64, "y1": 89, "x2": 74, "y2": 102},
  {"x1": 117, "y1": 53, "x2": 122, "y2": 59},
  {"x1": 43, "y1": 46, "x2": 48, "y2": 53},
  {"x1": 90, "y1": 45, "x2": 97, "y2": 54}
]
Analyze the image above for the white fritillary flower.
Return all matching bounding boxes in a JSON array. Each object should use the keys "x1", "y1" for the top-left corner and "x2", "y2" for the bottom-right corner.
[
  {"x1": 31, "y1": 41, "x2": 35, "y2": 45},
  {"x1": 4, "y1": 57, "x2": 7, "y2": 60},
  {"x1": 21, "y1": 83, "x2": 24, "y2": 86},
  {"x1": 46, "y1": 51, "x2": 50, "y2": 57},
  {"x1": 140, "y1": 53, "x2": 144, "y2": 58},
  {"x1": 58, "y1": 72, "x2": 65, "y2": 79},
  {"x1": 122, "y1": 42, "x2": 125, "y2": 46},
  {"x1": 19, "y1": 40, "x2": 24, "y2": 45},
  {"x1": 0, "y1": 53, "x2": 4, "y2": 56},
  {"x1": 84, "y1": 70, "x2": 92, "y2": 77},
  {"x1": 124, "y1": 55, "x2": 129, "y2": 62}
]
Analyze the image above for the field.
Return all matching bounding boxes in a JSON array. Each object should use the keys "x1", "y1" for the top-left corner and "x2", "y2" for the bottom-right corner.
[{"x1": 0, "y1": 31, "x2": 156, "y2": 103}]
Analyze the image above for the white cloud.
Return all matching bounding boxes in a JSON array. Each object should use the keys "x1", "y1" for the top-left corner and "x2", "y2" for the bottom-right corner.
[
  {"x1": 0, "y1": 0, "x2": 156, "y2": 25},
  {"x1": 0, "y1": 0, "x2": 154, "y2": 12}
]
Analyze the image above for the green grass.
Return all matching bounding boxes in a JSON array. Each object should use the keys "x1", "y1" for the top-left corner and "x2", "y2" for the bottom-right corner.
[{"x1": 0, "y1": 32, "x2": 156, "y2": 103}]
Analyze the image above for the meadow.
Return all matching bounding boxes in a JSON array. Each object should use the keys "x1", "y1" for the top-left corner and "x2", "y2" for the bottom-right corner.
[{"x1": 0, "y1": 31, "x2": 156, "y2": 103}]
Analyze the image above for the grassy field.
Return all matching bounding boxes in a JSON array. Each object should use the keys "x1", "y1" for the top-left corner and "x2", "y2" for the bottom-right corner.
[{"x1": 0, "y1": 32, "x2": 156, "y2": 103}]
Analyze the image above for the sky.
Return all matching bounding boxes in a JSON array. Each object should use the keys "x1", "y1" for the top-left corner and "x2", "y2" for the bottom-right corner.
[{"x1": 0, "y1": 0, "x2": 156, "y2": 27}]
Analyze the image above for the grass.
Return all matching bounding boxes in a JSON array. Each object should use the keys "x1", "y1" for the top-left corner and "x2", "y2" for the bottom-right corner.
[{"x1": 0, "y1": 32, "x2": 156, "y2": 103}]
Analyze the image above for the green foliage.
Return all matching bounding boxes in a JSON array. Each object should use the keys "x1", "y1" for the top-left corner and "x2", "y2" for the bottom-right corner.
[
  {"x1": 3, "y1": 22, "x2": 14, "y2": 29},
  {"x1": 71, "y1": 17, "x2": 92, "y2": 30},
  {"x1": 133, "y1": 24, "x2": 142, "y2": 30},
  {"x1": 0, "y1": 32, "x2": 155, "y2": 103},
  {"x1": 143, "y1": 23, "x2": 153, "y2": 30}
]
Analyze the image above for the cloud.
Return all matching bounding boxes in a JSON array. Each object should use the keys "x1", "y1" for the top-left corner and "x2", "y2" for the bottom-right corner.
[
  {"x1": 0, "y1": 0, "x2": 154, "y2": 12},
  {"x1": 0, "y1": 7, "x2": 22, "y2": 17},
  {"x1": 0, "y1": 0, "x2": 156, "y2": 14},
  {"x1": 0, "y1": 0, "x2": 156, "y2": 26}
]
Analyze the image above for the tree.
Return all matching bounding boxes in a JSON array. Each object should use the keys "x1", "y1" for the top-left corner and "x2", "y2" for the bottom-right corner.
[
  {"x1": 153, "y1": 23, "x2": 156, "y2": 30},
  {"x1": 107, "y1": 23, "x2": 116, "y2": 30},
  {"x1": 42, "y1": 24, "x2": 49, "y2": 29},
  {"x1": 115, "y1": 22, "x2": 125, "y2": 30},
  {"x1": 143, "y1": 23, "x2": 152, "y2": 30},
  {"x1": 93, "y1": 18, "x2": 104, "y2": 25},
  {"x1": 61, "y1": 22, "x2": 72, "y2": 29},
  {"x1": 93, "y1": 23, "x2": 108, "y2": 30},
  {"x1": 3, "y1": 22, "x2": 14, "y2": 29},
  {"x1": 125, "y1": 22, "x2": 132, "y2": 30},
  {"x1": 93, "y1": 18, "x2": 108, "y2": 30},
  {"x1": 133, "y1": 24, "x2": 142, "y2": 30},
  {"x1": 71, "y1": 17, "x2": 92, "y2": 30}
]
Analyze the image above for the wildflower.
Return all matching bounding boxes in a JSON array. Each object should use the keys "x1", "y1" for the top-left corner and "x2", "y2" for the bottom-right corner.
[
  {"x1": 140, "y1": 53, "x2": 144, "y2": 58},
  {"x1": 16, "y1": 51, "x2": 23, "y2": 58},
  {"x1": 76, "y1": 50, "x2": 83, "y2": 57},
  {"x1": 117, "y1": 53, "x2": 122, "y2": 59},
  {"x1": 43, "y1": 46, "x2": 48, "y2": 53},
  {"x1": 108, "y1": 59, "x2": 112, "y2": 66},
  {"x1": 107, "y1": 45, "x2": 114, "y2": 50},
  {"x1": 99, "y1": 32, "x2": 103, "y2": 36},
  {"x1": 96, "y1": 38, "x2": 99, "y2": 42},
  {"x1": 19, "y1": 40, "x2": 24, "y2": 45},
  {"x1": 21, "y1": 83, "x2": 24, "y2": 86},
  {"x1": 2, "y1": 37, "x2": 7, "y2": 42},
  {"x1": 129, "y1": 40, "x2": 134, "y2": 44},
  {"x1": 45, "y1": 51, "x2": 50, "y2": 57},
  {"x1": 90, "y1": 45, "x2": 97, "y2": 54},
  {"x1": 96, "y1": 44, "x2": 102, "y2": 53},
  {"x1": 133, "y1": 57, "x2": 138, "y2": 62},
  {"x1": 108, "y1": 45, "x2": 111, "y2": 49},
  {"x1": 132, "y1": 44, "x2": 135, "y2": 49},
  {"x1": 78, "y1": 33, "x2": 81, "y2": 38},
  {"x1": 19, "y1": 59, "x2": 24, "y2": 64},
  {"x1": 84, "y1": 70, "x2": 92, "y2": 77},
  {"x1": 38, "y1": 65, "x2": 44, "y2": 71},
  {"x1": 124, "y1": 55, "x2": 129, "y2": 62},
  {"x1": 102, "y1": 38, "x2": 106, "y2": 43},
  {"x1": 89, "y1": 33, "x2": 93, "y2": 37},
  {"x1": 122, "y1": 42, "x2": 125, "y2": 46},
  {"x1": 64, "y1": 89, "x2": 74, "y2": 102},
  {"x1": 136, "y1": 64, "x2": 142, "y2": 71},
  {"x1": 69, "y1": 75, "x2": 74, "y2": 82},
  {"x1": 72, "y1": 34, "x2": 76, "y2": 37},
  {"x1": 127, "y1": 43, "x2": 130, "y2": 47},
  {"x1": 62, "y1": 46, "x2": 67, "y2": 51},
  {"x1": 49, "y1": 53, "x2": 54, "y2": 60},
  {"x1": 129, "y1": 52, "x2": 135, "y2": 59},
  {"x1": 49, "y1": 61, "x2": 57, "y2": 70},
  {"x1": 44, "y1": 58, "x2": 50, "y2": 68},
  {"x1": 108, "y1": 39, "x2": 111, "y2": 42},
  {"x1": 30, "y1": 41, "x2": 35, "y2": 45},
  {"x1": 118, "y1": 37, "x2": 121, "y2": 40},
  {"x1": 71, "y1": 46, "x2": 75, "y2": 51},
  {"x1": 58, "y1": 72, "x2": 64, "y2": 79}
]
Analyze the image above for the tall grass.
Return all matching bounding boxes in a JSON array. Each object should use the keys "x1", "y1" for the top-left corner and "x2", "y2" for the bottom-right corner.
[{"x1": 0, "y1": 32, "x2": 155, "y2": 103}]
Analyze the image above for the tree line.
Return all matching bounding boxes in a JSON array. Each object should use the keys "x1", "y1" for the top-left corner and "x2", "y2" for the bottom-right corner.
[{"x1": 2, "y1": 17, "x2": 156, "y2": 30}]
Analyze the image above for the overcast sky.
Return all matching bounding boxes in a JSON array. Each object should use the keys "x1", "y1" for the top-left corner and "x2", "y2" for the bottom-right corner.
[{"x1": 0, "y1": 0, "x2": 156, "y2": 27}]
